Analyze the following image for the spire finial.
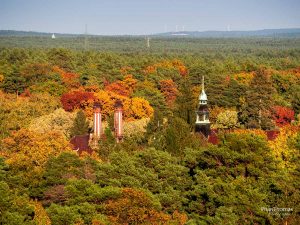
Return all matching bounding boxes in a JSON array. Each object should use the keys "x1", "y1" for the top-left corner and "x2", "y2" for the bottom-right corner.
[{"x1": 202, "y1": 76, "x2": 205, "y2": 91}]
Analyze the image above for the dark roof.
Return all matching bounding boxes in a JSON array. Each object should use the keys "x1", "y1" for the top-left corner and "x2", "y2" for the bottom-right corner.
[
  {"x1": 93, "y1": 102, "x2": 101, "y2": 109},
  {"x1": 208, "y1": 130, "x2": 219, "y2": 145},
  {"x1": 114, "y1": 99, "x2": 123, "y2": 108},
  {"x1": 70, "y1": 134, "x2": 93, "y2": 155}
]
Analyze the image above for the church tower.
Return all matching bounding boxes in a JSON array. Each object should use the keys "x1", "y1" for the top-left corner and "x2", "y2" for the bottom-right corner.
[{"x1": 195, "y1": 76, "x2": 211, "y2": 137}]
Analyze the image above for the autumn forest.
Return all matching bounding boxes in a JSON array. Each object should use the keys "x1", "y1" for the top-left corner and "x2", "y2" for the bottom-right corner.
[{"x1": 0, "y1": 36, "x2": 300, "y2": 225}]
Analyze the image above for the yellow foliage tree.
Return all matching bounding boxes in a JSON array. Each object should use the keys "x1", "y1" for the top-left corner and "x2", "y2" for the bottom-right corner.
[
  {"x1": 94, "y1": 91, "x2": 153, "y2": 121},
  {"x1": 268, "y1": 125, "x2": 300, "y2": 169},
  {"x1": 214, "y1": 109, "x2": 239, "y2": 129},
  {"x1": 29, "y1": 108, "x2": 75, "y2": 138},
  {"x1": 32, "y1": 200, "x2": 51, "y2": 225},
  {"x1": 124, "y1": 97, "x2": 154, "y2": 120},
  {"x1": 0, "y1": 92, "x2": 59, "y2": 138},
  {"x1": 233, "y1": 71, "x2": 255, "y2": 86},
  {"x1": 94, "y1": 90, "x2": 124, "y2": 118},
  {"x1": 209, "y1": 106, "x2": 226, "y2": 124},
  {"x1": 1, "y1": 129, "x2": 73, "y2": 183},
  {"x1": 123, "y1": 118, "x2": 150, "y2": 138}
]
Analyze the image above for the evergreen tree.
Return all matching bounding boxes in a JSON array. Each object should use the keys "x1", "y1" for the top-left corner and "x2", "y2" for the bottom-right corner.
[
  {"x1": 206, "y1": 74, "x2": 226, "y2": 107},
  {"x1": 146, "y1": 110, "x2": 164, "y2": 135},
  {"x1": 241, "y1": 69, "x2": 276, "y2": 129},
  {"x1": 222, "y1": 78, "x2": 247, "y2": 108},
  {"x1": 291, "y1": 85, "x2": 300, "y2": 115},
  {"x1": 175, "y1": 77, "x2": 196, "y2": 126},
  {"x1": 164, "y1": 117, "x2": 191, "y2": 155},
  {"x1": 97, "y1": 126, "x2": 116, "y2": 161},
  {"x1": 69, "y1": 110, "x2": 89, "y2": 137},
  {"x1": 1, "y1": 69, "x2": 27, "y2": 94}
]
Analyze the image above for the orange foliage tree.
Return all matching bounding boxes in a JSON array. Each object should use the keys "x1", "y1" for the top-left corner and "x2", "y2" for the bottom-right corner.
[
  {"x1": 61, "y1": 72, "x2": 81, "y2": 89},
  {"x1": 233, "y1": 128, "x2": 267, "y2": 140},
  {"x1": 52, "y1": 66, "x2": 81, "y2": 90},
  {"x1": 105, "y1": 188, "x2": 187, "y2": 225},
  {"x1": 233, "y1": 71, "x2": 255, "y2": 86},
  {"x1": 159, "y1": 79, "x2": 179, "y2": 107},
  {"x1": 105, "y1": 74, "x2": 137, "y2": 97},
  {"x1": 105, "y1": 81, "x2": 130, "y2": 96},
  {"x1": 143, "y1": 59, "x2": 188, "y2": 77},
  {"x1": 120, "y1": 66, "x2": 134, "y2": 75}
]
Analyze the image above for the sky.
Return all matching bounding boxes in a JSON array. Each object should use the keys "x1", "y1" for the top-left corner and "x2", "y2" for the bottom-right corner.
[{"x1": 1, "y1": 0, "x2": 300, "y2": 35}]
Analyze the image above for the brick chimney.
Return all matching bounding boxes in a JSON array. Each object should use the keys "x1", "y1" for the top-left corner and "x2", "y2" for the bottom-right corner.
[{"x1": 114, "y1": 100, "x2": 123, "y2": 143}]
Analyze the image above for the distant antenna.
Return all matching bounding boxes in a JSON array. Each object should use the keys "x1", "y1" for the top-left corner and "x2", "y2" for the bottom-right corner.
[
  {"x1": 227, "y1": 25, "x2": 231, "y2": 32},
  {"x1": 84, "y1": 24, "x2": 88, "y2": 50},
  {"x1": 146, "y1": 37, "x2": 150, "y2": 48}
]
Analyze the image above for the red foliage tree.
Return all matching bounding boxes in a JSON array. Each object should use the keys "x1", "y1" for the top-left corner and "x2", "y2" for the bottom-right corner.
[
  {"x1": 61, "y1": 91, "x2": 95, "y2": 112},
  {"x1": 272, "y1": 105, "x2": 295, "y2": 127}
]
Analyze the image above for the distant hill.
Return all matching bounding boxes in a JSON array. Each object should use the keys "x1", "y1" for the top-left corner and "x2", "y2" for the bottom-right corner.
[
  {"x1": 0, "y1": 30, "x2": 82, "y2": 37},
  {"x1": 154, "y1": 28, "x2": 300, "y2": 38},
  {"x1": 1, "y1": 28, "x2": 300, "y2": 38}
]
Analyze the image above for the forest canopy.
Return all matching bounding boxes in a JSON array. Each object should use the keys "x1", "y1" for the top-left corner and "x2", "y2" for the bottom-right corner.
[{"x1": 0, "y1": 37, "x2": 300, "y2": 224}]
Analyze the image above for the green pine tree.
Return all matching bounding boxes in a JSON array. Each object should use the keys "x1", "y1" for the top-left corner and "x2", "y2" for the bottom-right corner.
[
  {"x1": 175, "y1": 77, "x2": 197, "y2": 126},
  {"x1": 146, "y1": 110, "x2": 164, "y2": 135},
  {"x1": 291, "y1": 85, "x2": 300, "y2": 115},
  {"x1": 69, "y1": 110, "x2": 89, "y2": 137},
  {"x1": 241, "y1": 68, "x2": 276, "y2": 129}
]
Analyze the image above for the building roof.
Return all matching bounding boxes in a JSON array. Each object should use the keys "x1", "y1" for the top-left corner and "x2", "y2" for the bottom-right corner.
[
  {"x1": 70, "y1": 134, "x2": 93, "y2": 155},
  {"x1": 208, "y1": 130, "x2": 219, "y2": 144}
]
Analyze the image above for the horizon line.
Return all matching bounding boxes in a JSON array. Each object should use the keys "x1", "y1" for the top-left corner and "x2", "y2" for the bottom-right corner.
[{"x1": 1, "y1": 27, "x2": 300, "y2": 36}]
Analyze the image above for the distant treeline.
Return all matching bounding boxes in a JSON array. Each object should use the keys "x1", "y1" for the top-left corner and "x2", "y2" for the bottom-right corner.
[{"x1": 0, "y1": 35, "x2": 300, "y2": 53}]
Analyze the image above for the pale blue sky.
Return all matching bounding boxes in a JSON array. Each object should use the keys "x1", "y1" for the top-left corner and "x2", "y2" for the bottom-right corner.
[{"x1": 1, "y1": 0, "x2": 300, "y2": 35}]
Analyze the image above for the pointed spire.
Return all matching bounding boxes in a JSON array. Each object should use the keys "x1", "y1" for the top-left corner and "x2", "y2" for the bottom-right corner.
[{"x1": 199, "y1": 76, "x2": 207, "y2": 104}]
